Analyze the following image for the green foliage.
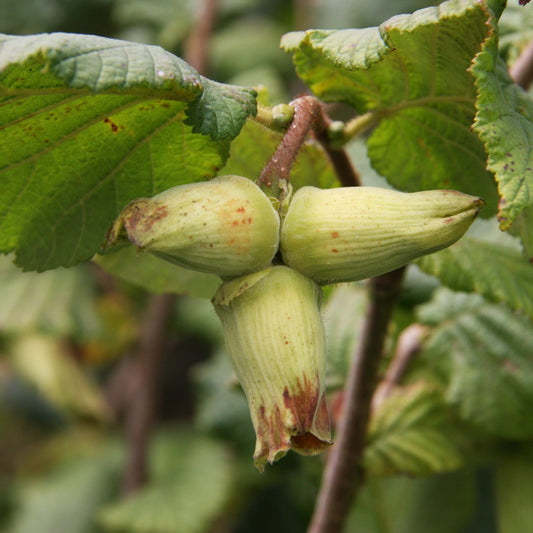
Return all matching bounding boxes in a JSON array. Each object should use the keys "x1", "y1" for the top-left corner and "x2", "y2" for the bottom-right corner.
[
  {"x1": 495, "y1": 452, "x2": 533, "y2": 533},
  {"x1": 416, "y1": 237, "x2": 533, "y2": 320},
  {"x1": 95, "y1": 245, "x2": 221, "y2": 298},
  {"x1": 282, "y1": 1, "x2": 499, "y2": 214},
  {"x1": 419, "y1": 289, "x2": 533, "y2": 439},
  {"x1": 219, "y1": 119, "x2": 339, "y2": 190},
  {"x1": 472, "y1": 13, "x2": 533, "y2": 230},
  {"x1": 2, "y1": 1, "x2": 533, "y2": 532},
  {"x1": 6, "y1": 446, "x2": 122, "y2": 533},
  {"x1": 98, "y1": 431, "x2": 236, "y2": 533},
  {"x1": 365, "y1": 384, "x2": 464, "y2": 476},
  {"x1": 346, "y1": 470, "x2": 476, "y2": 533},
  {"x1": 0, "y1": 256, "x2": 100, "y2": 338},
  {"x1": 0, "y1": 32, "x2": 256, "y2": 271}
]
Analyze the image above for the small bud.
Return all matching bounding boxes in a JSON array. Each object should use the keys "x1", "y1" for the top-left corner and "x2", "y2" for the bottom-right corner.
[
  {"x1": 280, "y1": 186, "x2": 484, "y2": 284},
  {"x1": 213, "y1": 266, "x2": 331, "y2": 471},
  {"x1": 104, "y1": 176, "x2": 280, "y2": 277}
]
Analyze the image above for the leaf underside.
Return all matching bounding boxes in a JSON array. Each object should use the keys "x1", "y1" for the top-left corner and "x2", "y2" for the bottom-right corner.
[
  {"x1": 416, "y1": 237, "x2": 533, "y2": 321},
  {"x1": 0, "y1": 33, "x2": 256, "y2": 271},
  {"x1": 282, "y1": 0, "x2": 499, "y2": 214},
  {"x1": 419, "y1": 289, "x2": 533, "y2": 440}
]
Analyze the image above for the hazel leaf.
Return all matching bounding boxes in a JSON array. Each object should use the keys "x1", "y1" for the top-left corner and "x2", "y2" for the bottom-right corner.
[
  {"x1": 281, "y1": 0, "x2": 499, "y2": 215},
  {"x1": 0, "y1": 32, "x2": 256, "y2": 271}
]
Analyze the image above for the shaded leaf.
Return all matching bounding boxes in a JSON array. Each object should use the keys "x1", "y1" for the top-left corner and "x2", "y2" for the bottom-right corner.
[
  {"x1": 365, "y1": 384, "x2": 464, "y2": 476},
  {"x1": 472, "y1": 6, "x2": 533, "y2": 229},
  {"x1": 346, "y1": 470, "x2": 476, "y2": 533},
  {"x1": 281, "y1": 0, "x2": 498, "y2": 214},
  {"x1": 9, "y1": 334, "x2": 112, "y2": 423},
  {"x1": 0, "y1": 255, "x2": 100, "y2": 339},
  {"x1": 418, "y1": 288, "x2": 533, "y2": 439},
  {"x1": 98, "y1": 430, "x2": 236, "y2": 533},
  {"x1": 6, "y1": 447, "x2": 121, "y2": 533},
  {"x1": 416, "y1": 237, "x2": 533, "y2": 320},
  {"x1": 219, "y1": 118, "x2": 339, "y2": 190},
  {"x1": 496, "y1": 452, "x2": 533, "y2": 533},
  {"x1": 0, "y1": 32, "x2": 256, "y2": 271},
  {"x1": 94, "y1": 245, "x2": 220, "y2": 299}
]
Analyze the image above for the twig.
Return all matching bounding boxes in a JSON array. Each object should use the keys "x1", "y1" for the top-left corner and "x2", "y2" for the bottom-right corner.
[
  {"x1": 183, "y1": 0, "x2": 219, "y2": 74},
  {"x1": 258, "y1": 96, "x2": 322, "y2": 189},
  {"x1": 509, "y1": 38, "x2": 533, "y2": 90},
  {"x1": 371, "y1": 322, "x2": 428, "y2": 409},
  {"x1": 258, "y1": 96, "x2": 361, "y2": 193},
  {"x1": 311, "y1": 105, "x2": 362, "y2": 187},
  {"x1": 121, "y1": 293, "x2": 175, "y2": 494},
  {"x1": 307, "y1": 267, "x2": 406, "y2": 533}
]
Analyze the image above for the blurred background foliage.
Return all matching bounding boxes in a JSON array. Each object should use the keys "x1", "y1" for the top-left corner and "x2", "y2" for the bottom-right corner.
[{"x1": 1, "y1": 1, "x2": 533, "y2": 532}]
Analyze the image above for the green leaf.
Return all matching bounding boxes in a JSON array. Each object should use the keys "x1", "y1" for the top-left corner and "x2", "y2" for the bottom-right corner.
[
  {"x1": 281, "y1": 0, "x2": 499, "y2": 214},
  {"x1": 0, "y1": 255, "x2": 100, "y2": 338},
  {"x1": 185, "y1": 76, "x2": 257, "y2": 140},
  {"x1": 94, "y1": 246, "x2": 220, "y2": 299},
  {"x1": 347, "y1": 470, "x2": 476, "y2": 533},
  {"x1": 98, "y1": 430, "x2": 236, "y2": 533},
  {"x1": 496, "y1": 452, "x2": 533, "y2": 533},
  {"x1": 0, "y1": 32, "x2": 256, "y2": 271},
  {"x1": 418, "y1": 289, "x2": 533, "y2": 439},
  {"x1": 219, "y1": 118, "x2": 339, "y2": 190},
  {"x1": 472, "y1": 11, "x2": 533, "y2": 230},
  {"x1": 6, "y1": 446, "x2": 121, "y2": 533},
  {"x1": 365, "y1": 383, "x2": 464, "y2": 476},
  {"x1": 416, "y1": 237, "x2": 533, "y2": 320},
  {"x1": 9, "y1": 333, "x2": 112, "y2": 422},
  {"x1": 509, "y1": 205, "x2": 533, "y2": 263}
]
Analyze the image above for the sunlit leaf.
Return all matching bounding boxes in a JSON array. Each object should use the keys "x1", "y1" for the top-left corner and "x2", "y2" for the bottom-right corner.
[{"x1": 0, "y1": 33, "x2": 256, "y2": 271}]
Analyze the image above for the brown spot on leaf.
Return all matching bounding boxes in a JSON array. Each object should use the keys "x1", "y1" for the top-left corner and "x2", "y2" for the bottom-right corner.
[
  {"x1": 332, "y1": 248, "x2": 338, "y2": 253},
  {"x1": 331, "y1": 231, "x2": 339, "y2": 238},
  {"x1": 104, "y1": 117, "x2": 119, "y2": 133}
]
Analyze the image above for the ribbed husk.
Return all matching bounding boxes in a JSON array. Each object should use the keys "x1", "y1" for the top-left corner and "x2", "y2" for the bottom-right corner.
[
  {"x1": 213, "y1": 266, "x2": 331, "y2": 471},
  {"x1": 280, "y1": 186, "x2": 484, "y2": 284},
  {"x1": 104, "y1": 175, "x2": 280, "y2": 277}
]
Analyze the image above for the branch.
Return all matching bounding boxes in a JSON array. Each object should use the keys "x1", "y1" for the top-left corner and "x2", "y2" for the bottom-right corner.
[
  {"x1": 509, "y1": 38, "x2": 533, "y2": 90},
  {"x1": 307, "y1": 267, "x2": 406, "y2": 533},
  {"x1": 311, "y1": 106, "x2": 362, "y2": 187},
  {"x1": 121, "y1": 293, "x2": 175, "y2": 494},
  {"x1": 258, "y1": 96, "x2": 322, "y2": 190},
  {"x1": 258, "y1": 96, "x2": 361, "y2": 195},
  {"x1": 371, "y1": 322, "x2": 428, "y2": 409}
]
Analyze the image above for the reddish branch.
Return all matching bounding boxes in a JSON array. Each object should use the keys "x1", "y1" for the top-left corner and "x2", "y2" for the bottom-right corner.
[
  {"x1": 372, "y1": 323, "x2": 427, "y2": 409},
  {"x1": 121, "y1": 293, "x2": 175, "y2": 494},
  {"x1": 308, "y1": 267, "x2": 406, "y2": 533},
  {"x1": 259, "y1": 96, "x2": 361, "y2": 191},
  {"x1": 509, "y1": 38, "x2": 533, "y2": 90}
]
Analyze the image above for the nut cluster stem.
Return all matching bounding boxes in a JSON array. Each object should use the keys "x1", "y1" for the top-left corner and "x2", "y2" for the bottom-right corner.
[{"x1": 258, "y1": 96, "x2": 361, "y2": 196}]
